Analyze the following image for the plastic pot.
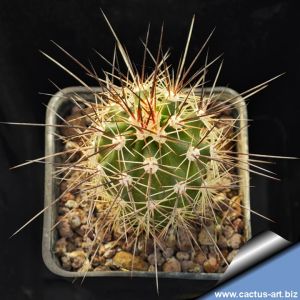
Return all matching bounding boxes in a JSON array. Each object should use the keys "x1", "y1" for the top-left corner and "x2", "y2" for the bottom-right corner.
[{"x1": 42, "y1": 86, "x2": 251, "y2": 299}]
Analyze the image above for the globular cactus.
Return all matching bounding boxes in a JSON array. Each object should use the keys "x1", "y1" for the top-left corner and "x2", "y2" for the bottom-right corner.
[
  {"x1": 54, "y1": 15, "x2": 245, "y2": 265},
  {"x1": 80, "y1": 78, "x2": 227, "y2": 237}
]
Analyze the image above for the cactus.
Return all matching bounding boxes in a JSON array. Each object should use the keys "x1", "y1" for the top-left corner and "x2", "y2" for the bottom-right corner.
[
  {"x1": 78, "y1": 81, "x2": 225, "y2": 239},
  {"x1": 51, "y1": 15, "x2": 249, "y2": 269}
]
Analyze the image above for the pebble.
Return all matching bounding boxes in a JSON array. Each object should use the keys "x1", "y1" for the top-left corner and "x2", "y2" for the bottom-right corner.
[
  {"x1": 65, "y1": 200, "x2": 78, "y2": 209},
  {"x1": 223, "y1": 225, "x2": 234, "y2": 239},
  {"x1": 228, "y1": 233, "x2": 243, "y2": 249},
  {"x1": 162, "y1": 257, "x2": 181, "y2": 272},
  {"x1": 70, "y1": 215, "x2": 81, "y2": 229},
  {"x1": 99, "y1": 242, "x2": 118, "y2": 256},
  {"x1": 57, "y1": 206, "x2": 70, "y2": 215},
  {"x1": 112, "y1": 251, "x2": 149, "y2": 271},
  {"x1": 181, "y1": 260, "x2": 193, "y2": 272},
  {"x1": 165, "y1": 229, "x2": 177, "y2": 248},
  {"x1": 104, "y1": 249, "x2": 117, "y2": 259},
  {"x1": 81, "y1": 237, "x2": 93, "y2": 252},
  {"x1": 217, "y1": 235, "x2": 228, "y2": 249},
  {"x1": 61, "y1": 256, "x2": 72, "y2": 271},
  {"x1": 194, "y1": 251, "x2": 207, "y2": 265},
  {"x1": 61, "y1": 192, "x2": 75, "y2": 203},
  {"x1": 91, "y1": 256, "x2": 105, "y2": 267},
  {"x1": 177, "y1": 228, "x2": 191, "y2": 251},
  {"x1": 181, "y1": 260, "x2": 202, "y2": 273},
  {"x1": 76, "y1": 224, "x2": 94, "y2": 239},
  {"x1": 198, "y1": 224, "x2": 215, "y2": 246},
  {"x1": 203, "y1": 257, "x2": 219, "y2": 273},
  {"x1": 66, "y1": 241, "x2": 76, "y2": 252},
  {"x1": 70, "y1": 253, "x2": 86, "y2": 269},
  {"x1": 121, "y1": 239, "x2": 135, "y2": 252},
  {"x1": 55, "y1": 238, "x2": 67, "y2": 256},
  {"x1": 57, "y1": 219, "x2": 73, "y2": 238},
  {"x1": 147, "y1": 252, "x2": 165, "y2": 266},
  {"x1": 162, "y1": 247, "x2": 174, "y2": 259},
  {"x1": 148, "y1": 265, "x2": 156, "y2": 272},
  {"x1": 232, "y1": 218, "x2": 244, "y2": 233},
  {"x1": 74, "y1": 236, "x2": 83, "y2": 247},
  {"x1": 176, "y1": 252, "x2": 190, "y2": 261}
]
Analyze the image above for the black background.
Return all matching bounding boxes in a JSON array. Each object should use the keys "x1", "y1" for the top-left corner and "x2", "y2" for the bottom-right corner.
[{"x1": 0, "y1": 0, "x2": 299, "y2": 299}]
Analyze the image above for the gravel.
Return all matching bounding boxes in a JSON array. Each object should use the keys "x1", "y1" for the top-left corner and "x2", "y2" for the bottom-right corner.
[{"x1": 54, "y1": 187, "x2": 245, "y2": 274}]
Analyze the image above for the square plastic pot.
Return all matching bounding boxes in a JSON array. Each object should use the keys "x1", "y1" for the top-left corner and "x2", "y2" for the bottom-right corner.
[{"x1": 42, "y1": 86, "x2": 251, "y2": 299}]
